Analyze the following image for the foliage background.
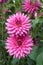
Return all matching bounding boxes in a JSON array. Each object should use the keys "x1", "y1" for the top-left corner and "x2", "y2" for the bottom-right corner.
[{"x1": 0, "y1": 0, "x2": 43, "y2": 65}]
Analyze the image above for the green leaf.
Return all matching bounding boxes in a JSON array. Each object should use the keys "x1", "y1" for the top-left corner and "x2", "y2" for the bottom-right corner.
[
  {"x1": 36, "y1": 52, "x2": 43, "y2": 65},
  {"x1": 29, "y1": 45, "x2": 43, "y2": 60},
  {"x1": 15, "y1": 0, "x2": 22, "y2": 11},
  {"x1": 29, "y1": 46, "x2": 38, "y2": 61},
  {"x1": 27, "y1": 58, "x2": 36, "y2": 65},
  {"x1": 32, "y1": 18, "x2": 43, "y2": 28},
  {"x1": 32, "y1": 18, "x2": 39, "y2": 28},
  {"x1": 11, "y1": 58, "x2": 19, "y2": 65}
]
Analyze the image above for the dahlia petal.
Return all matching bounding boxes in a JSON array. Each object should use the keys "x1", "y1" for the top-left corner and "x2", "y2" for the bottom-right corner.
[
  {"x1": 7, "y1": 28, "x2": 18, "y2": 34},
  {"x1": 16, "y1": 51, "x2": 20, "y2": 58},
  {"x1": 22, "y1": 30, "x2": 27, "y2": 34},
  {"x1": 6, "y1": 27, "x2": 15, "y2": 30}
]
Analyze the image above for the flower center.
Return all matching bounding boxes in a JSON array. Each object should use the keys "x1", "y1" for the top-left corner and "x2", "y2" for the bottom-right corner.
[
  {"x1": 16, "y1": 18, "x2": 22, "y2": 27},
  {"x1": 17, "y1": 40, "x2": 22, "y2": 46}
]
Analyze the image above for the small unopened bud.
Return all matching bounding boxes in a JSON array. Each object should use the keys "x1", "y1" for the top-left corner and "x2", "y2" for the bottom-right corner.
[
  {"x1": 13, "y1": 0, "x2": 15, "y2": 3},
  {"x1": 34, "y1": 12, "x2": 37, "y2": 18}
]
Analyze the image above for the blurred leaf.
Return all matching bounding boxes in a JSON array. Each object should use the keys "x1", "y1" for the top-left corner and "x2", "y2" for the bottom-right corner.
[
  {"x1": 29, "y1": 46, "x2": 38, "y2": 61},
  {"x1": 11, "y1": 58, "x2": 19, "y2": 65},
  {"x1": 15, "y1": 0, "x2": 22, "y2": 11},
  {"x1": 32, "y1": 18, "x2": 39, "y2": 28},
  {"x1": 29, "y1": 45, "x2": 43, "y2": 61},
  {"x1": 4, "y1": 4, "x2": 15, "y2": 10},
  {"x1": 0, "y1": 23, "x2": 2, "y2": 40},
  {"x1": 31, "y1": 18, "x2": 43, "y2": 38},
  {"x1": 0, "y1": 40, "x2": 5, "y2": 47},
  {"x1": 36, "y1": 52, "x2": 43, "y2": 65},
  {"x1": 32, "y1": 18, "x2": 43, "y2": 28},
  {"x1": 27, "y1": 58, "x2": 36, "y2": 65}
]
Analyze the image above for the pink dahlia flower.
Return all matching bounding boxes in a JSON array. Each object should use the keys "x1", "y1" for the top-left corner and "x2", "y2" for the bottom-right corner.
[
  {"x1": 5, "y1": 12, "x2": 31, "y2": 37},
  {"x1": 5, "y1": 35, "x2": 33, "y2": 59},
  {"x1": 23, "y1": 0, "x2": 40, "y2": 14}
]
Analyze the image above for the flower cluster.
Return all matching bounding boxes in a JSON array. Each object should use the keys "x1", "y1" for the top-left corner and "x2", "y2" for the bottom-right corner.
[
  {"x1": 5, "y1": 0, "x2": 36, "y2": 59},
  {"x1": 5, "y1": 12, "x2": 33, "y2": 59}
]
